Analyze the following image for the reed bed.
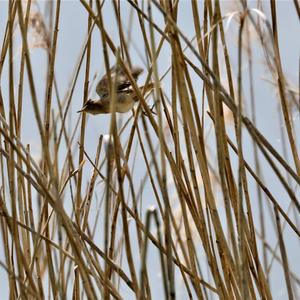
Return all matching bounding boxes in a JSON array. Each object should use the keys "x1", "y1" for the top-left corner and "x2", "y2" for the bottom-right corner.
[{"x1": 0, "y1": 0, "x2": 299, "y2": 299}]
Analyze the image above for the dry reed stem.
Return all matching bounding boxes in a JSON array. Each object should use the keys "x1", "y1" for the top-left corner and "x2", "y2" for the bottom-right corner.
[{"x1": 0, "y1": 0, "x2": 299, "y2": 299}]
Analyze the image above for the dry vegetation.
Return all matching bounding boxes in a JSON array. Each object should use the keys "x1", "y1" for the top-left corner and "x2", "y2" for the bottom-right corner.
[{"x1": 0, "y1": 0, "x2": 299, "y2": 299}]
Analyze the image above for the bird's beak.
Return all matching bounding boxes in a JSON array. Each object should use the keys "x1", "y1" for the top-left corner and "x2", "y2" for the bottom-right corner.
[{"x1": 77, "y1": 104, "x2": 87, "y2": 113}]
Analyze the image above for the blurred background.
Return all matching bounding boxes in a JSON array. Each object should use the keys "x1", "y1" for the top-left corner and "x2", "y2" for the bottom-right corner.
[{"x1": 0, "y1": 1, "x2": 299, "y2": 299}]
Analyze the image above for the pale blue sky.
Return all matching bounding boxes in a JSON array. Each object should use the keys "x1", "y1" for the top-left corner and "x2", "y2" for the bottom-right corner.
[{"x1": 0, "y1": 1, "x2": 299, "y2": 299}]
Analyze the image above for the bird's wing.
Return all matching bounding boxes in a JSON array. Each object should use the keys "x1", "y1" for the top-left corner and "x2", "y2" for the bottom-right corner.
[
  {"x1": 96, "y1": 66, "x2": 143, "y2": 97},
  {"x1": 114, "y1": 66, "x2": 143, "y2": 91}
]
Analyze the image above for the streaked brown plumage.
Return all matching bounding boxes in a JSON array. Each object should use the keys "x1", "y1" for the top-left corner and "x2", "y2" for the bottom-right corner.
[
  {"x1": 96, "y1": 65, "x2": 143, "y2": 98},
  {"x1": 78, "y1": 83, "x2": 154, "y2": 114},
  {"x1": 78, "y1": 65, "x2": 153, "y2": 114}
]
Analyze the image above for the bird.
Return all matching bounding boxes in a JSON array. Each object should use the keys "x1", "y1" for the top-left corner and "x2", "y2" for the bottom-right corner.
[
  {"x1": 78, "y1": 65, "x2": 154, "y2": 114},
  {"x1": 96, "y1": 65, "x2": 143, "y2": 98}
]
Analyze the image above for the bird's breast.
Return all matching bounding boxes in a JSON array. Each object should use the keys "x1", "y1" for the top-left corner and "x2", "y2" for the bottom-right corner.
[{"x1": 114, "y1": 93, "x2": 136, "y2": 113}]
